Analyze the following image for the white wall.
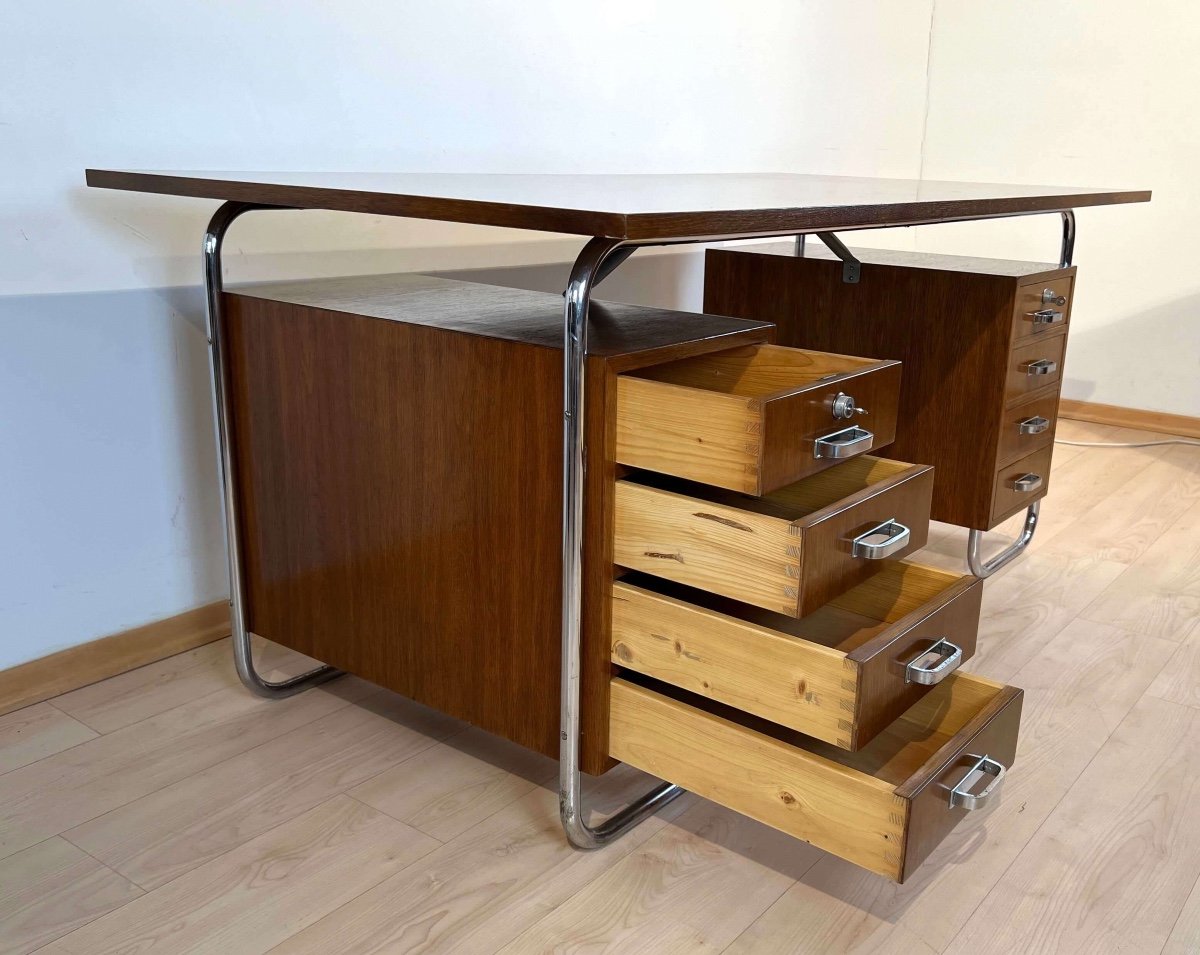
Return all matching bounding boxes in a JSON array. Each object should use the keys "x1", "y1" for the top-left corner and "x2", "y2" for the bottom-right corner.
[
  {"x1": 913, "y1": 0, "x2": 1199, "y2": 414},
  {"x1": 0, "y1": 1, "x2": 934, "y2": 668}
]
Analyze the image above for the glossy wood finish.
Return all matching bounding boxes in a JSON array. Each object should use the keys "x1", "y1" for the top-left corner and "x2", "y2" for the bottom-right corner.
[
  {"x1": 611, "y1": 560, "x2": 982, "y2": 751},
  {"x1": 608, "y1": 672, "x2": 1023, "y2": 882},
  {"x1": 613, "y1": 457, "x2": 931, "y2": 618},
  {"x1": 616, "y1": 345, "x2": 900, "y2": 494},
  {"x1": 84, "y1": 170, "x2": 1150, "y2": 240},
  {"x1": 224, "y1": 273, "x2": 773, "y2": 773},
  {"x1": 705, "y1": 243, "x2": 1076, "y2": 530}
]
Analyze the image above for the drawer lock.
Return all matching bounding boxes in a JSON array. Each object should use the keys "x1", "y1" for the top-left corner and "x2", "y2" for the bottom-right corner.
[
  {"x1": 1009, "y1": 473, "x2": 1044, "y2": 493},
  {"x1": 1042, "y1": 288, "x2": 1068, "y2": 306},
  {"x1": 829, "y1": 392, "x2": 868, "y2": 420},
  {"x1": 1022, "y1": 358, "x2": 1058, "y2": 376},
  {"x1": 1018, "y1": 415, "x2": 1051, "y2": 435},
  {"x1": 850, "y1": 518, "x2": 910, "y2": 559},
  {"x1": 948, "y1": 754, "x2": 1007, "y2": 811},
  {"x1": 813, "y1": 425, "x2": 874, "y2": 459},
  {"x1": 904, "y1": 638, "x2": 962, "y2": 685}
]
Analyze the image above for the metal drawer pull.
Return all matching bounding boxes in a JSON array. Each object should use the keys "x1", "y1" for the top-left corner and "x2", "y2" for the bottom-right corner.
[
  {"x1": 1022, "y1": 358, "x2": 1057, "y2": 376},
  {"x1": 1018, "y1": 415, "x2": 1051, "y2": 435},
  {"x1": 949, "y1": 754, "x2": 1007, "y2": 810},
  {"x1": 1042, "y1": 288, "x2": 1068, "y2": 306},
  {"x1": 1010, "y1": 473, "x2": 1043, "y2": 492},
  {"x1": 1027, "y1": 308, "x2": 1065, "y2": 325},
  {"x1": 813, "y1": 425, "x2": 874, "y2": 459},
  {"x1": 850, "y1": 518, "x2": 910, "y2": 559},
  {"x1": 904, "y1": 638, "x2": 962, "y2": 685}
]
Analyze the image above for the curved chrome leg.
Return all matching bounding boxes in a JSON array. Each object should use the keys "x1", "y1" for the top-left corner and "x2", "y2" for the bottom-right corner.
[
  {"x1": 559, "y1": 237, "x2": 683, "y2": 849},
  {"x1": 203, "y1": 201, "x2": 343, "y2": 698},
  {"x1": 966, "y1": 501, "x2": 1041, "y2": 578}
]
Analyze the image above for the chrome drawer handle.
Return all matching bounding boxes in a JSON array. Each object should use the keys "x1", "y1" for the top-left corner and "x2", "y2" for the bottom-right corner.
[
  {"x1": 850, "y1": 518, "x2": 910, "y2": 559},
  {"x1": 1010, "y1": 473, "x2": 1043, "y2": 492},
  {"x1": 1042, "y1": 288, "x2": 1067, "y2": 306},
  {"x1": 1022, "y1": 358, "x2": 1057, "y2": 376},
  {"x1": 949, "y1": 754, "x2": 1007, "y2": 810},
  {"x1": 904, "y1": 638, "x2": 962, "y2": 685},
  {"x1": 1027, "y1": 308, "x2": 1064, "y2": 325},
  {"x1": 813, "y1": 425, "x2": 874, "y2": 459},
  {"x1": 1018, "y1": 415, "x2": 1050, "y2": 435}
]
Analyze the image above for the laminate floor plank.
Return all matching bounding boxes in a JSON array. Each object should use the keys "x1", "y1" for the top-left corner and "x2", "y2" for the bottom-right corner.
[
  {"x1": 497, "y1": 800, "x2": 817, "y2": 954},
  {"x1": 0, "y1": 837, "x2": 142, "y2": 955},
  {"x1": 1148, "y1": 619, "x2": 1200, "y2": 711},
  {"x1": 1080, "y1": 497, "x2": 1200, "y2": 641},
  {"x1": 0, "y1": 676, "x2": 372, "y2": 861},
  {"x1": 39, "y1": 796, "x2": 437, "y2": 955},
  {"x1": 0, "y1": 704, "x2": 96, "y2": 775},
  {"x1": 946, "y1": 695, "x2": 1200, "y2": 955},
  {"x1": 1164, "y1": 871, "x2": 1200, "y2": 955},
  {"x1": 350, "y1": 725, "x2": 556, "y2": 842},
  {"x1": 720, "y1": 615, "x2": 1175, "y2": 955},
  {"x1": 269, "y1": 767, "x2": 694, "y2": 955},
  {"x1": 64, "y1": 690, "x2": 462, "y2": 890}
]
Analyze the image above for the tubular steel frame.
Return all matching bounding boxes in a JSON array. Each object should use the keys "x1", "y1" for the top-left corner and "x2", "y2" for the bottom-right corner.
[{"x1": 201, "y1": 202, "x2": 1077, "y2": 847}]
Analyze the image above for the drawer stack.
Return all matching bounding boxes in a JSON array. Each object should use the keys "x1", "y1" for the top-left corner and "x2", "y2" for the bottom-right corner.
[
  {"x1": 703, "y1": 245, "x2": 1077, "y2": 531},
  {"x1": 608, "y1": 342, "x2": 1023, "y2": 883}
]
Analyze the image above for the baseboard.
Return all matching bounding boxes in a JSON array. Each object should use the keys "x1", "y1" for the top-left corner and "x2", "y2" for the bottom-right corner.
[
  {"x1": 1058, "y1": 399, "x2": 1200, "y2": 440},
  {"x1": 0, "y1": 602, "x2": 231, "y2": 718}
]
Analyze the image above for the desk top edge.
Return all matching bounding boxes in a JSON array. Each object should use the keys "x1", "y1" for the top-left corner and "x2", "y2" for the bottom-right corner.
[{"x1": 85, "y1": 169, "x2": 1151, "y2": 240}]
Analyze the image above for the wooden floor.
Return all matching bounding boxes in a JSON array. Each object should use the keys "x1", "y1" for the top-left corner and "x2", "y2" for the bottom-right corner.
[{"x1": 3, "y1": 418, "x2": 1199, "y2": 954}]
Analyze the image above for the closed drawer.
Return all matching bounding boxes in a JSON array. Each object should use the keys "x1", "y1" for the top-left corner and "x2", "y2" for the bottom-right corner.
[
  {"x1": 614, "y1": 456, "x2": 932, "y2": 618},
  {"x1": 991, "y1": 443, "x2": 1054, "y2": 524},
  {"x1": 996, "y1": 389, "x2": 1061, "y2": 466},
  {"x1": 610, "y1": 672, "x2": 1021, "y2": 882},
  {"x1": 1005, "y1": 335, "x2": 1066, "y2": 406},
  {"x1": 1011, "y1": 276, "x2": 1074, "y2": 344},
  {"x1": 612, "y1": 561, "x2": 983, "y2": 751},
  {"x1": 616, "y1": 343, "x2": 901, "y2": 495}
]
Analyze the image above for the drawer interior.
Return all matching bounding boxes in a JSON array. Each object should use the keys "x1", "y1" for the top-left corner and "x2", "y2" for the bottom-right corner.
[
  {"x1": 625, "y1": 342, "x2": 882, "y2": 397},
  {"x1": 620, "y1": 454, "x2": 920, "y2": 525},
  {"x1": 617, "y1": 559, "x2": 969, "y2": 659}
]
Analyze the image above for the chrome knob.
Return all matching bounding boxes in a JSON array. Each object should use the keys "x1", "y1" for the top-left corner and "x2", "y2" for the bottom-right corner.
[
  {"x1": 1042, "y1": 288, "x2": 1067, "y2": 307},
  {"x1": 830, "y1": 392, "x2": 868, "y2": 420}
]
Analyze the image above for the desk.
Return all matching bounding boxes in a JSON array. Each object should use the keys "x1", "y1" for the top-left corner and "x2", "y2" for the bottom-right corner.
[{"x1": 85, "y1": 170, "x2": 1148, "y2": 869}]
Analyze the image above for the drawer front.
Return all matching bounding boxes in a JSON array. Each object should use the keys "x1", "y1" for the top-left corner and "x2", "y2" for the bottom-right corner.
[
  {"x1": 1005, "y1": 335, "x2": 1066, "y2": 406},
  {"x1": 613, "y1": 460, "x2": 932, "y2": 618},
  {"x1": 1011, "y1": 275, "x2": 1074, "y2": 344},
  {"x1": 611, "y1": 563, "x2": 982, "y2": 751},
  {"x1": 996, "y1": 389, "x2": 1061, "y2": 467},
  {"x1": 991, "y1": 443, "x2": 1054, "y2": 524},
  {"x1": 609, "y1": 675, "x2": 1023, "y2": 882},
  {"x1": 616, "y1": 344, "x2": 901, "y2": 495}
]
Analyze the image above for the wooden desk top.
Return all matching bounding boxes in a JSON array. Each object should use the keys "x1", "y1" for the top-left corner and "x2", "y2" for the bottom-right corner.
[{"x1": 85, "y1": 170, "x2": 1149, "y2": 241}]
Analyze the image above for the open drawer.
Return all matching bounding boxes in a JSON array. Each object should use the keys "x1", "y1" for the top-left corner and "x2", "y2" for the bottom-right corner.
[
  {"x1": 609, "y1": 671, "x2": 1022, "y2": 883},
  {"x1": 614, "y1": 456, "x2": 932, "y2": 617},
  {"x1": 615, "y1": 343, "x2": 901, "y2": 495},
  {"x1": 612, "y1": 561, "x2": 982, "y2": 750}
]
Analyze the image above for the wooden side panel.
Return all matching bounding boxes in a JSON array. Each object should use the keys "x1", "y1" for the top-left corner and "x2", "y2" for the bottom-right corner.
[
  {"x1": 848, "y1": 576, "x2": 983, "y2": 749},
  {"x1": 900, "y1": 686, "x2": 1023, "y2": 882},
  {"x1": 610, "y1": 581, "x2": 858, "y2": 748},
  {"x1": 613, "y1": 481, "x2": 799, "y2": 616},
  {"x1": 608, "y1": 679, "x2": 907, "y2": 880},
  {"x1": 226, "y1": 297, "x2": 567, "y2": 761},
  {"x1": 615, "y1": 377, "x2": 761, "y2": 494}
]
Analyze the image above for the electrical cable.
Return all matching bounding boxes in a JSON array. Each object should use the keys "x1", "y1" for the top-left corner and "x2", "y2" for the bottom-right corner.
[{"x1": 1055, "y1": 437, "x2": 1200, "y2": 449}]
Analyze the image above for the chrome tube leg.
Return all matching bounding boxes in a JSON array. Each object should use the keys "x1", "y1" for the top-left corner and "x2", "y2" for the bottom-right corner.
[
  {"x1": 1060, "y1": 210, "x2": 1076, "y2": 268},
  {"x1": 203, "y1": 202, "x2": 342, "y2": 698},
  {"x1": 559, "y1": 237, "x2": 683, "y2": 849},
  {"x1": 966, "y1": 501, "x2": 1041, "y2": 578}
]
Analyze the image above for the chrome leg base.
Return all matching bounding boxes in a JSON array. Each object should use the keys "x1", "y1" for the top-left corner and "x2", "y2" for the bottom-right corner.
[
  {"x1": 204, "y1": 201, "x2": 342, "y2": 701},
  {"x1": 966, "y1": 501, "x2": 1041, "y2": 578}
]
